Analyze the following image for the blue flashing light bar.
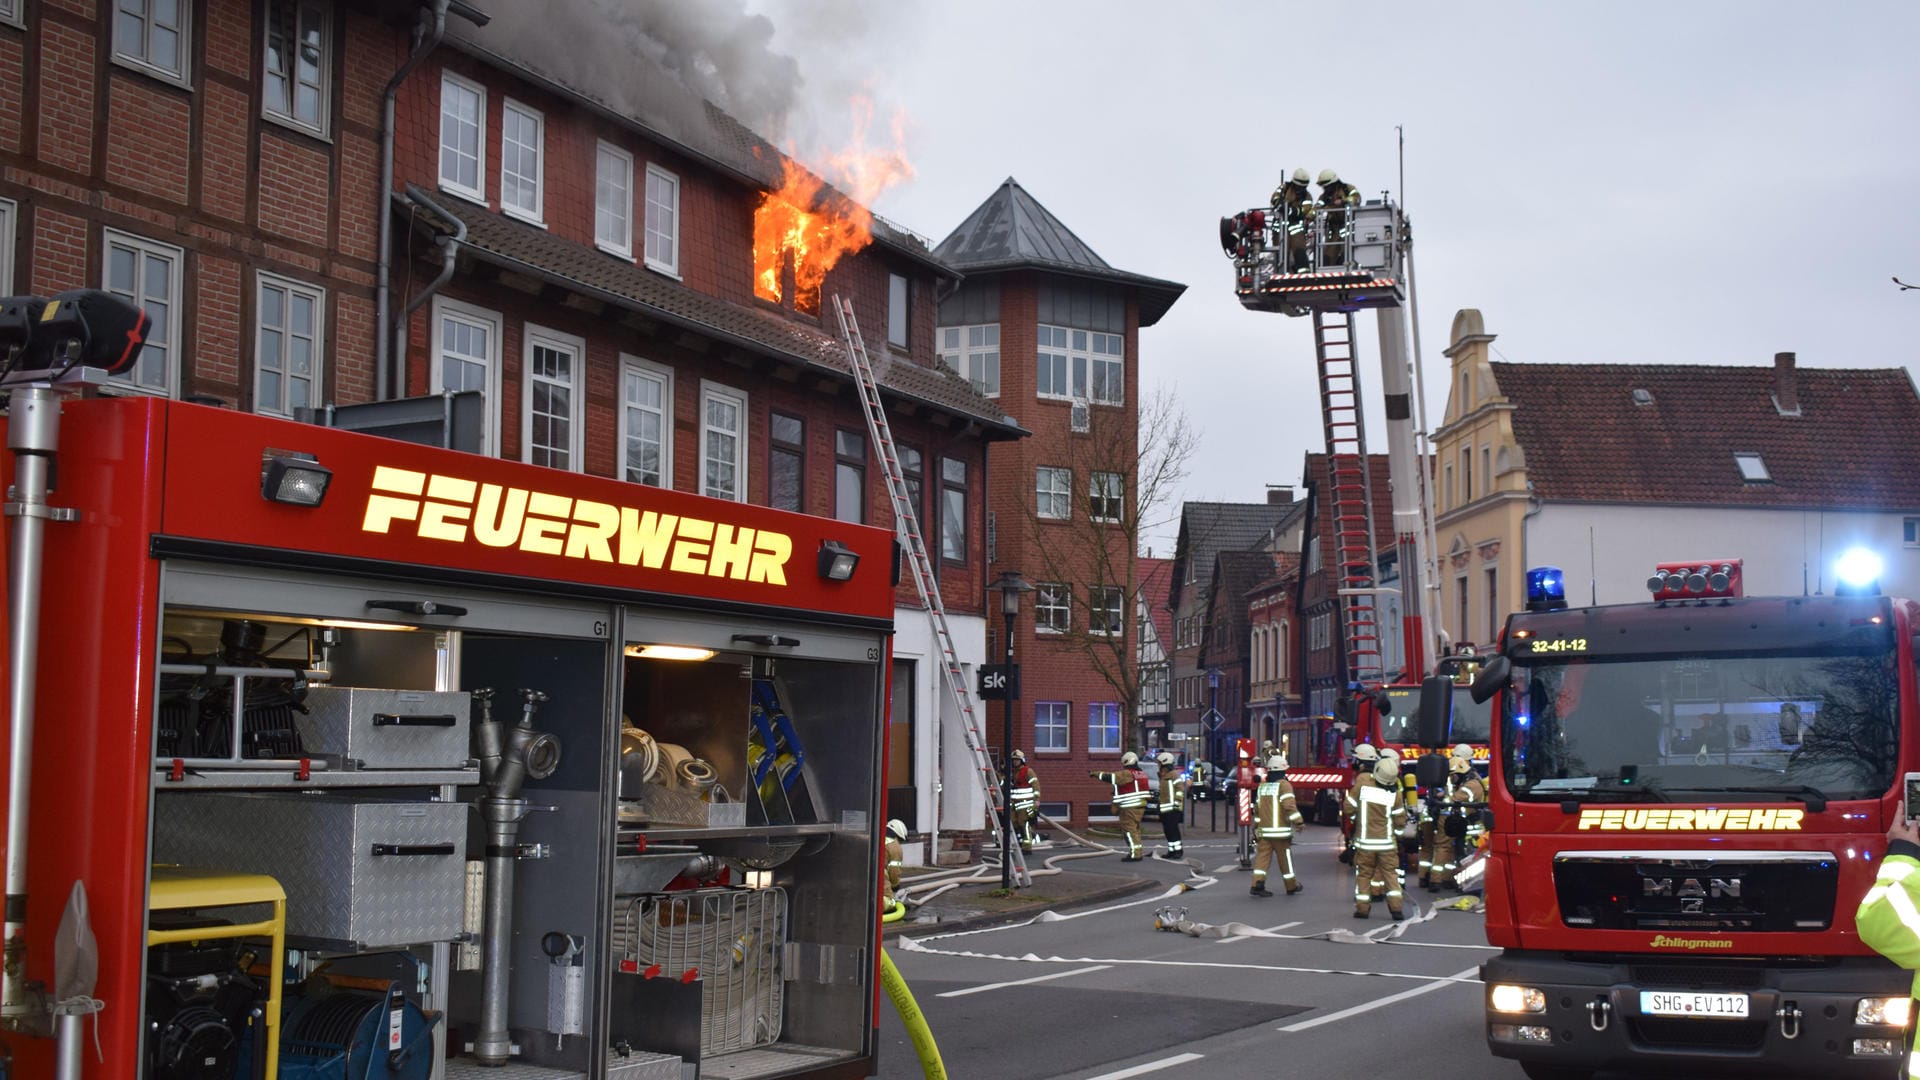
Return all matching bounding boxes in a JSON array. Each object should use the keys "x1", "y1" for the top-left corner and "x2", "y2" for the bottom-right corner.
[
  {"x1": 1525, "y1": 566, "x2": 1567, "y2": 612},
  {"x1": 1835, "y1": 547, "x2": 1884, "y2": 596}
]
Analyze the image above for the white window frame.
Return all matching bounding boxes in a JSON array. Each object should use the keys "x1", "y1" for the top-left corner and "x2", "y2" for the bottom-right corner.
[
  {"x1": 0, "y1": 0, "x2": 21, "y2": 30},
  {"x1": 499, "y1": 98, "x2": 544, "y2": 225},
  {"x1": 438, "y1": 72, "x2": 487, "y2": 204},
  {"x1": 1090, "y1": 471, "x2": 1124, "y2": 524},
  {"x1": 112, "y1": 0, "x2": 191, "y2": 84},
  {"x1": 698, "y1": 379, "x2": 748, "y2": 502},
  {"x1": 262, "y1": 0, "x2": 331, "y2": 137},
  {"x1": 1036, "y1": 324, "x2": 1070, "y2": 401},
  {"x1": 1034, "y1": 701, "x2": 1070, "y2": 753},
  {"x1": 1035, "y1": 466, "x2": 1070, "y2": 520},
  {"x1": 521, "y1": 323, "x2": 583, "y2": 472},
  {"x1": 1088, "y1": 330, "x2": 1124, "y2": 405},
  {"x1": 1088, "y1": 702, "x2": 1122, "y2": 753},
  {"x1": 1035, "y1": 582, "x2": 1070, "y2": 635},
  {"x1": 644, "y1": 163, "x2": 681, "y2": 277},
  {"x1": 1734, "y1": 452, "x2": 1771, "y2": 483},
  {"x1": 887, "y1": 273, "x2": 909, "y2": 349},
  {"x1": 938, "y1": 323, "x2": 1000, "y2": 398},
  {"x1": 1038, "y1": 324, "x2": 1125, "y2": 406},
  {"x1": 595, "y1": 141, "x2": 634, "y2": 259},
  {"x1": 429, "y1": 296, "x2": 503, "y2": 454},
  {"x1": 619, "y1": 355, "x2": 673, "y2": 489},
  {"x1": 1090, "y1": 586, "x2": 1125, "y2": 637},
  {"x1": 253, "y1": 272, "x2": 325, "y2": 418},
  {"x1": 101, "y1": 229, "x2": 182, "y2": 397},
  {"x1": 0, "y1": 199, "x2": 14, "y2": 294}
]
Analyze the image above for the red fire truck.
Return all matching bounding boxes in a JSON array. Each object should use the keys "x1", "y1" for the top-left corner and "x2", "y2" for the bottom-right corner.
[
  {"x1": 1418, "y1": 559, "x2": 1913, "y2": 1079},
  {"x1": 0, "y1": 292, "x2": 899, "y2": 1079}
]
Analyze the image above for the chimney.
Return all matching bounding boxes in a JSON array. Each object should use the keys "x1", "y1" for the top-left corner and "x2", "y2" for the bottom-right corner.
[
  {"x1": 1774, "y1": 351, "x2": 1800, "y2": 416},
  {"x1": 1266, "y1": 485, "x2": 1295, "y2": 505}
]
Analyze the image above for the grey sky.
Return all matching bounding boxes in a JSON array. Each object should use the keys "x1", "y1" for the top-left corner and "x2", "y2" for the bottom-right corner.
[{"x1": 739, "y1": 1, "x2": 1920, "y2": 555}]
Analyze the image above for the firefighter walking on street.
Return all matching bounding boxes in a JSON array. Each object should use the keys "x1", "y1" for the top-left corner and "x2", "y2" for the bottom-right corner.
[
  {"x1": 1008, "y1": 749, "x2": 1041, "y2": 853},
  {"x1": 1431, "y1": 744, "x2": 1487, "y2": 890},
  {"x1": 1154, "y1": 752, "x2": 1188, "y2": 860},
  {"x1": 1350, "y1": 758, "x2": 1409, "y2": 919},
  {"x1": 1341, "y1": 742, "x2": 1381, "y2": 866},
  {"x1": 1251, "y1": 754, "x2": 1305, "y2": 896},
  {"x1": 1092, "y1": 751, "x2": 1152, "y2": 861}
]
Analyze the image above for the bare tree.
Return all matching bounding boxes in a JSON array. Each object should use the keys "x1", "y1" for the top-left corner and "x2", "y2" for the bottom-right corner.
[{"x1": 1022, "y1": 384, "x2": 1199, "y2": 749}]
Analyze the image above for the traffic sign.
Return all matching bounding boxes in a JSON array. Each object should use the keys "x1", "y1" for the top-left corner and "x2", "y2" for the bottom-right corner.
[{"x1": 1201, "y1": 708, "x2": 1225, "y2": 731}]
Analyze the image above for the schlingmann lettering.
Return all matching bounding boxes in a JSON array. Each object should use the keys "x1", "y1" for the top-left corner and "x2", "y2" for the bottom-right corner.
[
  {"x1": 1575, "y1": 807, "x2": 1805, "y2": 832},
  {"x1": 1649, "y1": 934, "x2": 1734, "y2": 950},
  {"x1": 361, "y1": 465, "x2": 793, "y2": 586}
]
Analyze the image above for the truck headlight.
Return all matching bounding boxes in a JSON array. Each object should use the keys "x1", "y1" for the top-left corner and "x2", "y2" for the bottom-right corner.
[
  {"x1": 1855, "y1": 996, "x2": 1912, "y2": 1027},
  {"x1": 1490, "y1": 984, "x2": 1547, "y2": 1014}
]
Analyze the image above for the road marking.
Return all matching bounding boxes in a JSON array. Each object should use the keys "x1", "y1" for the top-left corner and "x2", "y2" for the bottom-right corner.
[
  {"x1": 1082, "y1": 1052, "x2": 1204, "y2": 1080},
  {"x1": 1277, "y1": 965, "x2": 1481, "y2": 1032},
  {"x1": 897, "y1": 940, "x2": 1483, "y2": 985},
  {"x1": 1214, "y1": 920, "x2": 1300, "y2": 943},
  {"x1": 935, "y1": 964, "x2": 1112, "y2": 998}
]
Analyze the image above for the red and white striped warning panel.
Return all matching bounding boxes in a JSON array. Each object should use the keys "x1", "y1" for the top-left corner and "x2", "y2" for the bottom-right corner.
[
  {"x1": 1282, "y1": 772, "x2": 1349, "y2": 785},
  {"x1": 1256, "y1": 276, "x2": 1398, "y2": 293}
]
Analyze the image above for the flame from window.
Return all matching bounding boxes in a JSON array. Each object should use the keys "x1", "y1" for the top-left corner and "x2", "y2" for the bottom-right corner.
[{"x1": 753, "y1": 98, "x2": 913, "y2": 314}]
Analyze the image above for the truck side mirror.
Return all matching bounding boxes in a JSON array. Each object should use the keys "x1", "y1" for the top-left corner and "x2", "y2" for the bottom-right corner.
[
  {"x1": 1415, "y1": 752, "x2": 1448, "y2": 789},
  {"x1": 1469, "y1": 655, "x2": 1511, "y2": 705},
  {"x1": 1415, "y1": 675, "x2": 1453, "y2": 747}
]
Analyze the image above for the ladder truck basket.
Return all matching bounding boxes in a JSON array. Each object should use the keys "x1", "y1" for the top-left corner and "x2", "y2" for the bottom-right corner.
[{"x1": 612, "y1": 887, "x2": 788, "y2": 1056}]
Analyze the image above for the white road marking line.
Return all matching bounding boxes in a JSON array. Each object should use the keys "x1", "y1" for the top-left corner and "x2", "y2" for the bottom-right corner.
[
  {"x1": 1082, "y1": 1052, "x2": 1204, "y2": 1080},
  {"x1": 897, "y1": 941, "x2": 1482, "y2": 985},
  {"x1": 935, "y1": 964, "x2": 1112, "y2": 998},
  {"x1": 1214, "y1": 919, "x2": 1300, "y2": 944},
  {"x1": 1277, "y1": 965, "x2": 1481, "y2": 1032}
]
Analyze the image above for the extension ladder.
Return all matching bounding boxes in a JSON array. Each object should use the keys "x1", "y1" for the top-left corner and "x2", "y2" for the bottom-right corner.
[
  {"x1": 831, "y1": 296, "x2": 1031, "y2": 886},
  {"x1": 1312, "y1": 309, "x2": 1384, "y2": 686}
]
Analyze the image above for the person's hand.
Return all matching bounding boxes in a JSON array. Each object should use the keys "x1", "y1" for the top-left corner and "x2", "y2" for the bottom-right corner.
[{"x1": 1888, "y1": 812, "x2": 1920, "y2": 849}]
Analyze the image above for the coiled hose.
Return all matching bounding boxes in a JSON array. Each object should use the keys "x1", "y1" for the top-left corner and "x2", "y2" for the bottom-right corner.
[{"x1": 880, "y1": 949, "x2": 945, "y2": 1080}]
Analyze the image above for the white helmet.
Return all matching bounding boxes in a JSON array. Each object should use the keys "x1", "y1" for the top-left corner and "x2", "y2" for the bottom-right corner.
[
  {"x1": 1317, "y1": 168, "x2": 1341, "y2": 185},
  {"x1": 1267, "y1": 754, "x2": 1287, "y2": 771},
  {"x1": 1379, "y1": 747, "x2": 1401, "y2": 765},
  {"x1": 1010, "y1": 749, "x2": 1026, "y2": 764},
  {"x1": 1291, "y1": 167, "x2": 1310, "y2": 184},
  {"x1": 1450, "y1": 756, "x2": 1473, "y2": 775},
  {"x1": 1354, "y1": 744, "x2": 1380, "y2": 764},
  {"x1": 1372, "y1": 759, "x2": 1399, "y2": 785},
  {"x1": 1121, "y1": 751, "x2": 1140, "y2": 766},
  {"x1": 886, "y1": 819, "x2": 908, "y2": 840},
  {"x1": 1451, "y1": 743, "x2": 1474, "y2": 761},
  {"x1": 1156, "y1": 752, "x2": 1176, "y2": 767}
]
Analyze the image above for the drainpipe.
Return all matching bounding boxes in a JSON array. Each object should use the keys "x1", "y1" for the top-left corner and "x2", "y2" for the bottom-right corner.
[
  {"x1": 377, "y1": 0, "x2": 454, "y2": 401},
  {"x1": 395, "y1": 186, "x2": 467, "y2": 364}
]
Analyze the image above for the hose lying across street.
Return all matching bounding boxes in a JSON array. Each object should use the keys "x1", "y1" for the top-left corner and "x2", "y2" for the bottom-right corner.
[{"x1": 880, "y1": 949, "x2": 946, "y2": 1080}]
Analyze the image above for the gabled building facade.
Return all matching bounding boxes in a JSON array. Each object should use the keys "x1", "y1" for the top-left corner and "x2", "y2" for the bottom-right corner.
[
  {"x1": 1136, "y1": 555, "x2": 1174, "y2": 750},
  {"x1": 936, "y1": 178, "x2": 1184, "y2": 827},
  {"x1": 1433, "y1": 309, "x2": 1920, "y2": 643}
]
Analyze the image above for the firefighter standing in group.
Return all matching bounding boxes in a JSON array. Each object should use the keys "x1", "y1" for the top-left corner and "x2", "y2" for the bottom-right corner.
[
  {"x1": 1341, "y1": 743, "x2": 1382, "y2": 866},
  {"x1": 1250, "y1": 754, "x2": 1305, "y2": 897},
  {"x1": 1008, "y1": 749, "x2": 1041, "y2": 853},
  {"x1": 1154, "y1": 752, "x2": 1188, "y2": 860},
  {"x1": 1430, "y1": 744, "x2": 1487, "y2": 890},
  {"x1": 1349, "y1": 758, "x2": 1409, "y2": 920},
  {"x1": 1092, "y1": 751, "x2": 1152, "y2": 861},
  {"x1": 882, "y1": 818, "x2": 907, "y2": 912}
]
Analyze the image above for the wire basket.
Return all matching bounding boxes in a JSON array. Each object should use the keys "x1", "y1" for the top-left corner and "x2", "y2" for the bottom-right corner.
[{"x1": 612, "y1": 887, "x2": 786, "y2": 1056}]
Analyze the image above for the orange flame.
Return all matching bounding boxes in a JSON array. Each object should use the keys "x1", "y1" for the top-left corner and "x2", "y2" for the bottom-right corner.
[{"x1": 754, "y1": 98, "x2": 913, "y2": 313}]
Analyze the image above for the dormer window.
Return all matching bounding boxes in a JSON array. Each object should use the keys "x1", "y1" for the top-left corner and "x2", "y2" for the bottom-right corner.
[
  {"x1": 1734, "y1": 453, "x2": 1770, "y2": 483},
  {"x1": 1632, "y1": 388, "x2": 1653, "y2": 406}
]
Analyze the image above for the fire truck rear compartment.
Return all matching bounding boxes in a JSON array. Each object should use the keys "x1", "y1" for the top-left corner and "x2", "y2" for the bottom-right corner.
[
  {"x1": 1483, "y1": 950, "x2": 1911, "y2": 1076},
  {"x1": 144, "y1": 564, "x2": 884, "y2": 1078}
]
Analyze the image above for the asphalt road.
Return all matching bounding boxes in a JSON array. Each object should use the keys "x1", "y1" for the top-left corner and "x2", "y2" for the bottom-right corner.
[{"x1": 879, "y1": 827, "x2": 1513, "y2": 1080}]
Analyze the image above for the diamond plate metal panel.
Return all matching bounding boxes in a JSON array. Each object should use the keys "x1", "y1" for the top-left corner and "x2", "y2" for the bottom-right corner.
[
  {"x1": 443, "y1": 1061, "x2": 585, "y2": 1080},
  {"x1": 604, "y1": 1052, "x2": 682, "y2": 1080},
  {"x1": 152, "y1": 793, "x2": 466, "y2": 948},
  {"x1": 297, "y1": 686, "x2": 473, "y2": 770}
]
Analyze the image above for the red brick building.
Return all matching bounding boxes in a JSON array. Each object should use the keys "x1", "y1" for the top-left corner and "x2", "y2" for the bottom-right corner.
[
  {"x1": 0, "y1": 2, "x2": 1023, "y2": 838},
  {"x1": 933, "y1": 179, "x2": 1184, "y2": 826}
]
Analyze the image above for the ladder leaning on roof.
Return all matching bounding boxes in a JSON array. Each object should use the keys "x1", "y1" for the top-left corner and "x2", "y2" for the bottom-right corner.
[{"x1": 831, "y1": 295, "x2": 1031, "y2": 888}]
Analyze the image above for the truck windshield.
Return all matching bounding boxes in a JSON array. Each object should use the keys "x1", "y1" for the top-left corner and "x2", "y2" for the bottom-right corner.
[
  {"x1": 1501, "y1": 648, "x2": 1898, "y2": 803},
  {"x1": 1380, "y1": 686, "x2": 1492, "y2": 746}
]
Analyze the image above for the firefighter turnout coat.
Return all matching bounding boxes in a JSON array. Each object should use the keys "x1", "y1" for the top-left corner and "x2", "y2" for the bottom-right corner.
[
  {"x1": 1094, "y1": 765, "x2": 1153, "y2": 859},
  {"x1": 1156, "y1": 764, "x2": 1188, "y2": 857},
  {"x1": 1349, "y1": 774, "x2": 1409, "y2": 916},
  {"x1": 1252, "y1": 775, "x2": 1305, "y2": 894},
  {"x1": 1857, "y1": 837, "x2": 1920, "y2": 1079},
  {"x1": 1010, "y1": 762, "x2": 1042, "y2": 851}
]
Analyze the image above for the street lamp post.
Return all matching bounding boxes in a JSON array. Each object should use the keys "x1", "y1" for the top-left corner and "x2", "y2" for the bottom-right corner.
[
  {"x1": 1207, "y1": 666, "x2": 1221, "y2": 765},
  {"x1": 989, "y1": 571, "x2": 1033, "y2": 890}
]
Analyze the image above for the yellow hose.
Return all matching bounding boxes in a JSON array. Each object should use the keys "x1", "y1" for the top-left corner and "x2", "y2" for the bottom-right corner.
[
  {"x1": 880, "y1": 948, "x2": 946, "y2": 1080},
  {"x1": 882, "y1": 900, "x2": 906, "y2": 923}
]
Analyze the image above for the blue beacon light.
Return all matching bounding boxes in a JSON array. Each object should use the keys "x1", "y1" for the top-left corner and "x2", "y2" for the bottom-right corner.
[{"x1": 1525, "y1": 566, "x2": 1568, "y2": 612}]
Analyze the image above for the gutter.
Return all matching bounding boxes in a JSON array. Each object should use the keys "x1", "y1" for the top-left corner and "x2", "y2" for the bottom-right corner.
[{"x1": 394, "y1": 186, "x2": 468, "y2": 362}]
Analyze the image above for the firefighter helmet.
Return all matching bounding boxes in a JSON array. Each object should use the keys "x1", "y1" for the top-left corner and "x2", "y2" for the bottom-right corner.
[
  {"x1": 1450, "y1": 756, "x2": 1472, "y2": 775},
  {"x1": 1451, "y1": 742, "x2": 1474, "y2": 761},
  {"x1": 1354, "y1": 743, "x2": 1380, "y2": 764},
  {"x1": 1291, "y1": 167, "x2": 1311, "y2": 185},
  {"x1": 1372, "y1": 759, "x2": 1399, "y2": 785},
  {"x1": 1267, "y1": 754, "x2": 1287, "y2": 771},
  {"x1": 1121, "y1": 751, "x2": 1140, "y2": 766},
  {"x1": 1156, "y1": 752, "x2": 1176, "y2": 767},
  {"x1": 1011, "y1": 749, "x2": 1026, "y2": 764},
  {"x1": 1318, "y1": 168, "x2": 1341, "y2": 185},
  {"x1": 1379, "y1": 747, "x2": 1401, "y2": 765},
  {"x1": 886, "y1": 819, "x2": 908, "y2": 840}
]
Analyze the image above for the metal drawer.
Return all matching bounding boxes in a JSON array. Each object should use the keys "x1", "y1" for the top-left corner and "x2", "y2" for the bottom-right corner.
[
  {"x1": 296, "y1": 686, "x2": 472, "y2": 770},
  {"x1": 152, "y1": 792, "x2": 468, "y2": 949}
]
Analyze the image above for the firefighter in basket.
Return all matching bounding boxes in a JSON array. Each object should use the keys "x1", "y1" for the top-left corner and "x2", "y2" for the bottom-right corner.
[
  {"x1": 1008, "y1": 749, "x2": 1041, "y2": 853},
  {"x1": 1316, "y1": 167, "x2": 1361, "y2": 266},
  {"x1": 1251, "y1": 754, "x2": 1305, "y2": 896},
  {"x1": 1431, "y1": 744, "x2": 1487, "y2": 891},
  {"x1": 882, "y1": 818, "x2": 907, "y2": 915},
  {"x1": 1351, "y1": 758, "x2": 1409, "y2": 920},
  {"x1": 1270, "y1": 168, "x2": 1315, "y2": 273},
  {"x1": 1092, "y1": 751, "x2": 1152, "y2": 861},
  {"x1": 1154, "y1": 751, "x2": 1187, "y2": 860}
]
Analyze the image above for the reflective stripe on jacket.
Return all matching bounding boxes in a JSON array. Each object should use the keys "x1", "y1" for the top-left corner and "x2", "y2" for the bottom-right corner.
[
  {"x1": 1157, "y1": 769, "x2": 1187, "y2": 811},
  {"x1": 1097, "y1": 768, "x2": 1152, "y2": 808},
  {"x1": 1352, "y1": 780, "x2": 1406, "y2": 851},
  {"x1": 1254, "y1": 779, "x2": 1303, "y2": 838},
  {"x1": 1010, "y1": 765, "x2": 1039, "y2": 808},
  {"x1": 1857, "y1": 845, "x2": 1920, "y2": 1009}
]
